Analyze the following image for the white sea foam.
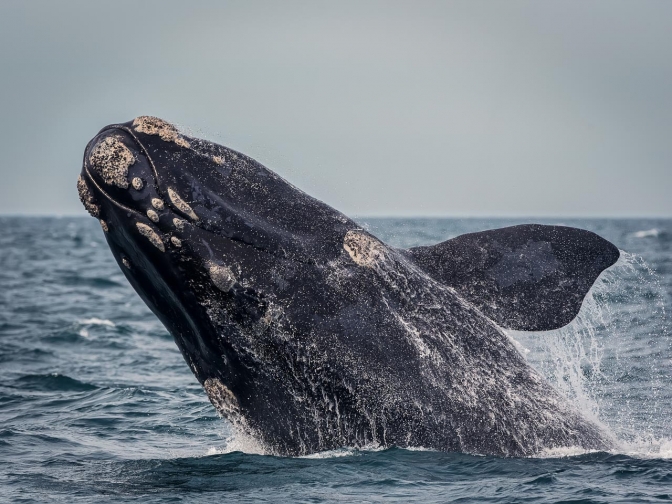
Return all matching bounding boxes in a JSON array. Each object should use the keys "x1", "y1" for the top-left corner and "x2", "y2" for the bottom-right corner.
[
  {"x1": 632, "y1": 228, "x2": 660, "y2": 238},
  {"x1": 301, "y1": 447, "x2": 361, "y2": 459},
  {"x1": 75, "y1": 318, "x2": 116, "y2": 338},
  {"x1": 532, "y1": 441, "x2": 672, "y2": 460},
  {"x1": 204, "y1": 437, "x2": 391, "y2": 459},
  {"x1": 402, "y1": 445, "x2": 436, "y2": 452},
  {"x1": 301, "y1": 442, "x2": 387, "y2": 459},
  {"x1": 204, "y1": 432, "x2": 266, "y2": 456},
  {"x1": 534, "y1": 446, "x2": 601, "y2": 459},
  {"x1": 78, "y1": 317, "x2": 116, "y2": 327},
  {"x1": 618, "y1": 437, "x2": 672, "y2": 459}
]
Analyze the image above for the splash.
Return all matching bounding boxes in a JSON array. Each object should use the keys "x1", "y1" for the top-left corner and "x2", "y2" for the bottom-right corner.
[
  {"x1": 301, "y1": 444, "x2": 384, "y2": 459},
  {"x1": 205, "y1": 431, "x2": 267, "y2": 456},
  {"x1": 78, "y1": 317, "x2": 116, "y2": 327},
  {"x1": 508, "y1": 251, "x2": 671, "y2": 456},
  {"x1": 632, "y1": 228, "x2": 660, "y2": 239}
]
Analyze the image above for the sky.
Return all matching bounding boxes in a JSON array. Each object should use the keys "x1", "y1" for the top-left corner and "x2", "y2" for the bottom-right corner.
[{"x1": 0, "y1": 0, "x2": 670, "y2": 217}]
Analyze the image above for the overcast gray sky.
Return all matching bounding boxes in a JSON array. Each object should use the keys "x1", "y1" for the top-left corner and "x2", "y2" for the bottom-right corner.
[{"x1": 0, "y1": 0, "x2": 670, "y2": 217}]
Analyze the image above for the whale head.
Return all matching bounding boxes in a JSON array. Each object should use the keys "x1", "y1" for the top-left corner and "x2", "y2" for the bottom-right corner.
[
  {"x1": 79, "y1": 116, "x2": 355, "y2": 259},
  {"x1": 77, "y1": 117, "x2": 361, "y2": 437}
]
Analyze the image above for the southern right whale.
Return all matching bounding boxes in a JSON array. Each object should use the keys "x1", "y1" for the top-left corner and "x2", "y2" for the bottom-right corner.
[{"x1": 77, "y1": 116, "x2": 620, "y2": 456}]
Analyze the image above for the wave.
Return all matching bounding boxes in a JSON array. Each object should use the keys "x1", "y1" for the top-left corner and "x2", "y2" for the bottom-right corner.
[
  {"x1": 535, "y1": 438, "x2": 672, "y2": 460},
  {"x1": 58, "y1": 274, "x2": 123, "y2": 288},
  {"x1": 78, "y1": 318, "x2": 116, "y2": 327},
  {"x1": 41, "y1": 318, "x2": 120, "y2": 342},
  {"x1": 204, "y1": 435, "x2": 672, "y2": 461},
  {"x1": 15, "y1": 373, "x2": 98, "y2": 392},
  {"x1": 632, "y1": 228, "x2": 661, "y2": 239},
  {"x1": 618, "y1": 437, "x2": 672, "y2": 460}
]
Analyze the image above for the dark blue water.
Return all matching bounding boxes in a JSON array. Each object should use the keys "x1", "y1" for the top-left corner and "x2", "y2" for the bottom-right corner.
[{"x1": 1, "y1": 216, "x2": 671, "y2": 503}]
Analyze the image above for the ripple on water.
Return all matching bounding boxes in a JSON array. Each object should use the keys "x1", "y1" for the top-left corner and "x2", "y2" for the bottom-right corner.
[{"x1": 14, "y1": 373, "x2": 99, "y2": 393}]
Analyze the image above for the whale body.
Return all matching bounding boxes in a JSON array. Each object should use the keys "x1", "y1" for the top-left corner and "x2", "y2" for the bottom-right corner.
[{"x1": 77, "y1": 116, "x2": 620, "y2": 456}]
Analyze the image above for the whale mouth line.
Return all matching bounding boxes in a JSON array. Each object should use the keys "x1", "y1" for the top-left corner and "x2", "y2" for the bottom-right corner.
[
  {"x1": 87, "y1": 123, "x2": 313, "y2": 265},
  {"x1": 83, "y1": 162, "x2": 265, "y2": 253},
  {"x1": 82, "y1": 137, "x2": 279, "y2": 258},
  {"x1": 82, "y1": 162, "x2": 145, "y2": 219},
  {"x1": 83, "y1": 124, "x2": 200, "y2": 227},
  {"x1": 86, "y1": 124, "x2": 274, "y2": 255},
  {"x1": 86, "y1": 124, "x2": 166, "y2": 209}
]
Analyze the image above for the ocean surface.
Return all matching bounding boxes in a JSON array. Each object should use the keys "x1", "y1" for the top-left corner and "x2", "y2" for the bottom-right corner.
[{"x1": 1, "y1": 216, "x2": 671, "y2": 503}]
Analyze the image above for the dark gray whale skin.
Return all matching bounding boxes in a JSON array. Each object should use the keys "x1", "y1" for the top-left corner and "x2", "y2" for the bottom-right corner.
[{"x1": 77, "y1": 116, "x2": 620, "y2": 457}]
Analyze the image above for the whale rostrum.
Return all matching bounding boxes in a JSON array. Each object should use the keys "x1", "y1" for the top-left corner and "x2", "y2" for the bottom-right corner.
[{"x1": 77, "y1": 116, "x2": 620, "y2": 456}]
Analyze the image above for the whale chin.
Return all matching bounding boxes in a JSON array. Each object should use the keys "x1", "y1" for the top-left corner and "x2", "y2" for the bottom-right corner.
[{"x1": 78, "y1": 116, "x2": 619, "y2": 457}]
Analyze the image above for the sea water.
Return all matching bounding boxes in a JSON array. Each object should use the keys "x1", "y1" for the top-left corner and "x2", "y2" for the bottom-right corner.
[{"x1": 0, "y1": 216, "x2": 670, "y2": 503}]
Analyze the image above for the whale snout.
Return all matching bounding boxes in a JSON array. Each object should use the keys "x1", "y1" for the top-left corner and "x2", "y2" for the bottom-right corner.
[
  {"x1": 78, "y1": 122, "x2": 192, "y2": 263},
  {"x1": 79, "y1": 114, "x2": 346, "y2": 266},
  {"x1": 82, "y1": 126, "x2": 157, "y2": 213}
]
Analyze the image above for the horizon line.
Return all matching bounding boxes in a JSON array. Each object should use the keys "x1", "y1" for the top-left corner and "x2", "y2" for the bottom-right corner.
[{"x1": 1, "y1": 212, "x2": 671, "y2": 220}]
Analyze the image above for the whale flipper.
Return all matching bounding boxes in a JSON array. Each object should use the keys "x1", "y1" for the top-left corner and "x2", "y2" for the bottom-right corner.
[{"x1": 407, "y1": 224, "x2": 620, "y2": 331}]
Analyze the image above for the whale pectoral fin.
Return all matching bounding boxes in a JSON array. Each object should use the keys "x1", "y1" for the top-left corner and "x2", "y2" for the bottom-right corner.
[{"x1": 407, "y1": 224, "x2": 620, "y2": 331}]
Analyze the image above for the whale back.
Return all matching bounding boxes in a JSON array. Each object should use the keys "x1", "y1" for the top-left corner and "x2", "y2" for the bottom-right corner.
[{"x1": 407, "y1": 224, "x2": 620, "y2": 331}]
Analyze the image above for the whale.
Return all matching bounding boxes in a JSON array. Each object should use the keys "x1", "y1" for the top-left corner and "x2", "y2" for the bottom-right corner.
[{"x1": 77, "y1": 116, "x2": 620, "y2": 457}]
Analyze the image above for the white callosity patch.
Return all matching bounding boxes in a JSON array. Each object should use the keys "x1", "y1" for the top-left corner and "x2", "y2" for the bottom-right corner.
[
  {"x1": 77, "y1": 175, "x2": 100, "y2": 217},
  {"x1": 99, "y1": 219, "x2": 109, "y2": 232},
  {"x1": 131, "y1": 177, "x2": 143, "y2": 190},
  {"x1": 204, "y1": 378, "x2": 241, "y2": 418},
  {"x1": 343, "y1": 230, "x2": 387, "y2": 268},
  {"x1": 136, "y1": 222, "x2": 165, "y2": 252},
  {"x1": 173, "y1": 217, "x2": 186, "y2": 231},
  {"x1": 151, "y1": 198, "x2": 165, "y2": 210},
  {"x1": 122, "y1": 257, "x2": 131, "y2": 269},
  {"x1": 146, "y1": 209, "x2": 159, "y2": 223},
  {"x1": 170, "y1": 236, "x2": 182, "y2": 247},
  {"x1": 132, "y1": 116, "x2": 191, "y2": 148},
  {"x1": 168, "y1": 187, "x2": 199, "y2": 221},
  {"x1": 203, "y1": 378, "x2": 259, "y2": 443},
  {"x1": 88, "y1": 136, "x2": 135, "y2": 189},
  {"x1": 208, "y1": 263, "x2": 236, "y2": 292},
  {"x1": 212, "y1": 155, "x2": 225, "y2": 165}
]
